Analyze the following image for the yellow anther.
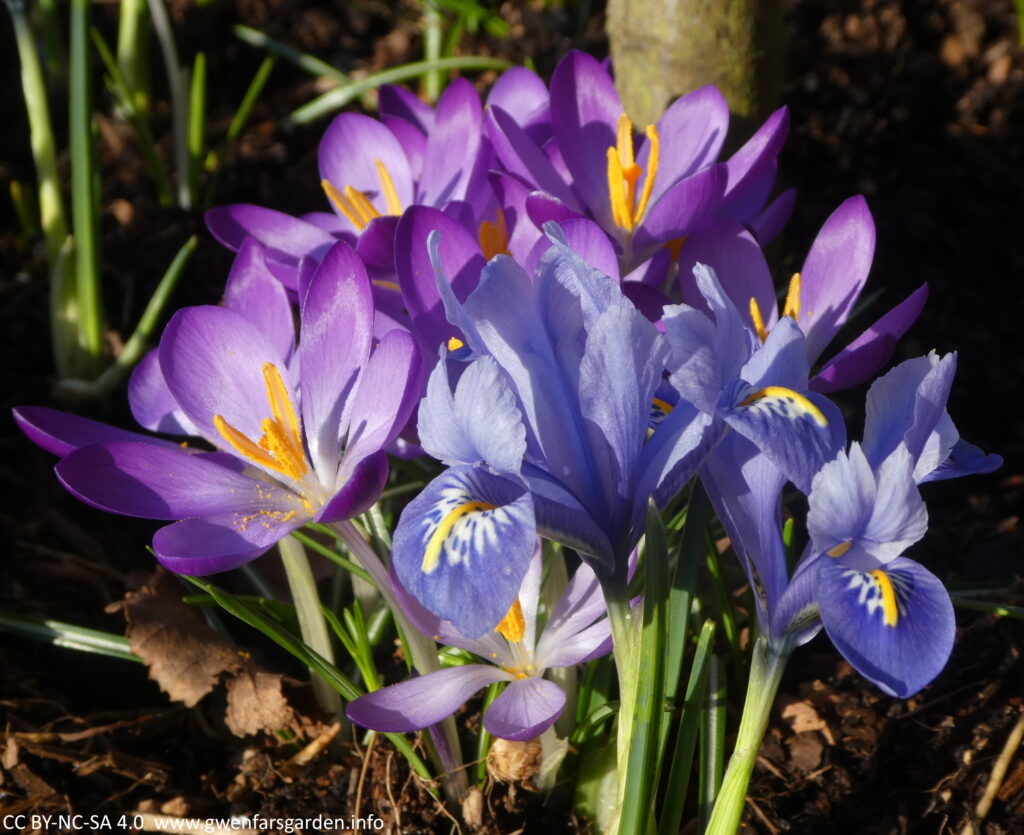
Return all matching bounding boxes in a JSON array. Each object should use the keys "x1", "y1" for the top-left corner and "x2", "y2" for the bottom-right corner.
[
  {"x1": 214, "y1": 363, "x2": 308, "y2": 482},
  {"x1": 478, "y1": 209, "x2": 510, "y2": 260},
  {"x1": 422, "y1": 500, "x2": 498, "y2": 574},
  {"x1": 827, "y1": 541, "x2": 852, "y2": 558},
  {"x1": 606, "y1": 113, "x2": 659, "y2": 234},
  {"x1": 869, "y1": 569, "x2": 900, "y2": 626},
  {"x1": 749, "y1": 297, "x2": 769, "y2": 343},
  {"x1": 495, "y1": 598, "x2": 526, "y2": 643},
  {"x1": 374, "y1": 159, "x2": 402, "y2": 216},
  {"x1": 783, "y1": 272, "x2": 802, "y2": 320},
  {"x1": 738, "y1": 385, "x2": 829, "y2": 427},
  {"x1": 447, "y1": 336, "x2": 465, "y2": 351},
  {"x1": 321, "y1": 179, "x2": 380, "y2": 231}
]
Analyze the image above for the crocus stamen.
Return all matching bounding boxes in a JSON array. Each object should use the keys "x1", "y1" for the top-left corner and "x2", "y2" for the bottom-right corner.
[
  {"x1": 738, "y1": 385, "x2": 828, "y2": 427},
  {"x1": 749, "y1": 297, "x2": 769, "y2": 343},
  {"x1": 421, "y1": 500, "x2": 498, "y2": 574},
  {"x1": 321, "y1": 179, "x2": 381, "y2": 231},
  {"x1": 606, "y1": 113, "x2": 659, "y2": 234},
  {"x1": 869, "y1": 569, "x2": 900, "y2": 626},
  {"x1": 495, "y1": 598, "x2": 525, "y2": 643},
  {"x1": 782, "y1": 272, "x2": 802, "y2": 319},
  {"x1": 827, "y1": 541, "x2": 853, "y2": 558},
  {"x1": 214, "y1": 362, "x2": 309, "y2": 482},
  {"x1": 478, "y1": 209, "x2": 510, "y2": 260},
  {"x1": 374, "y1": 159, "x2": 402, "y2": 216}
]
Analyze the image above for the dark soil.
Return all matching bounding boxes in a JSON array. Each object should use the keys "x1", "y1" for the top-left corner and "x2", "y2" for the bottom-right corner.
[{"x1": 1, "y1": 1, "x2": 1022, "y2": 833}]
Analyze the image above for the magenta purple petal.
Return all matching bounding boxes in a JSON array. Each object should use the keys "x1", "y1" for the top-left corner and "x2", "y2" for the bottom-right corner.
[
  {"x1": 798, "y1": 195, "x2": 877, "y2": 361},
  {"x1": 417, "y1": 78, "x2": 484, "y2": 207},
  {"x1": 153, "y1": 514, "x2": 303, "y2": 576},
  {"x1": 318, "y1": 450, "x2": 390, "y2": 522},
  {"x1": 347, "y1": 665, "x2": 508, "y2": 733},
  {"x1": 635, "y1": 164, "x2": 727, "y2": 247},
  {"x1": 13, "y1": 405, "x2": 177, "y2": 457},
  {"x1": 750, "y1": 186, "x2": 797, "y2": 244},
  {"x1": 487, "y1": 107, "x2": 578, "y2": 207},
  {"x1": 812, "y1": 284, "x2": 929, "y2": 394},
  {"x1": 486, "y1": 67, "x2": 550, "y2": 132},
  {"x1": 55, "y1": 441, "x2": 298, "y2": 520},
  {"x1": 549, "y1": 50, "x2": 622, "y2": 225},
  {"x1": 377, "y1": 84, "x2": 435, "y2": 135},
  {"x1": 484, "y1": 677, "x2": 566, "y2": 741},
  {"x1": 381, "y1": 115, "x2": 426, "y2": 180},
  {"x1": 222, "y1": 238, "x2": 296, "y2": 363},
  {"x1": 205, "y1": 204, "x2": 337, "y2": 265},
  {"x1": 721, "y1": 106, "x2": 789, "y2": 204},
  {"x1": 127, "y1": 350, "x2": 198, "y2": 436}
]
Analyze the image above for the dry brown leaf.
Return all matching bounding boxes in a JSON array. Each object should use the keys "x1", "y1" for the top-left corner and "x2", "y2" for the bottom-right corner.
[
  {"x1": 225, "y1": 670, "x2": 296, "y2": 737},
  {"x1": 787, "y1": 731, "x2": 824, "y2": 773},
  {"x1": 779, "y1": 696, "x2": 836, "y2": 745},
  {"x1": 111, "y1": 570, "x2": 242, "y2": 707}
]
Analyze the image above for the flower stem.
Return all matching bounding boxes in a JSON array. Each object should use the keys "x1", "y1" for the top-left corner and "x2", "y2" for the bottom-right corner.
[
  {"x1": 278, "y1": 534, "x2": 343, "y2": 721},
  {"x1": 704, "y1": 636, "x2": 789, "y2": 835}
]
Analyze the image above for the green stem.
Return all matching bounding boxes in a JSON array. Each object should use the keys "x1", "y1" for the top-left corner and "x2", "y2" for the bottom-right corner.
[
  {"x1": 277, "y1": 534, "x2": 343, "y2": 720},
  {"x1": 704, "y1": 636, "x2": 788, "y2": 835},
  {"x1": 604, "y1": 581, "x2": 641, "y2": 831},
  {"x1": 421, "y1": 0, "x2": 444, "y2": 102}
]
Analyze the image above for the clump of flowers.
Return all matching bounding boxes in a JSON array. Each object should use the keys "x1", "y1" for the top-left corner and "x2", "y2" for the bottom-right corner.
[{"x1": 15, "y1": 52, "x2": 1001, "y2": 835}]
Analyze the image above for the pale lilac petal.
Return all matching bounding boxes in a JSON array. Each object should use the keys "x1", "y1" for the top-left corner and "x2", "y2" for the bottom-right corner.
[
  {"x1": 347, "y1": 666, "x2": 507, "y2": 733},
  {"x1": 539, "y1": 617, "x2": 612, "y2": 668},
  {"x1": 484, "y1": 677, "x2": 565, "y2": 741}
]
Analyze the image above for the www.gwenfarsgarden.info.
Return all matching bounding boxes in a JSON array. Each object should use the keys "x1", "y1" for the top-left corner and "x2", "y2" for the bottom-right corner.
[{"x1": 2, "y1": 812, "x2": 387, "y2": 833}]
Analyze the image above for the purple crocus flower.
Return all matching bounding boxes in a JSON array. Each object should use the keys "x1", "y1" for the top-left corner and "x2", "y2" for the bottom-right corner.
[
  {"x1": 16, "y1": 242, "x2": 421, "y2": 574},
  {"x1": 486, "y1": 50, "x2": 791, "y2": 276},
  {"x1": 206, "y1": 79, "x2": 494, "y2": 289},
  {"x1": 348, "y1": 547, "x2": 612, "y2": 741},
  {"x1": 677, "y1": 196, "x2": 929, "y2": 393}
]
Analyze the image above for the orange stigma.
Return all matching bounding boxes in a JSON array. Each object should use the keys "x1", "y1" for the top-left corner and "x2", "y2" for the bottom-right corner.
[{"x1": 607, "y1": 113, "x2": 659, "y2": 234}]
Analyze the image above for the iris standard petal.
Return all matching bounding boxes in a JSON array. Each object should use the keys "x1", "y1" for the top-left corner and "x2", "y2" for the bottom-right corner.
[
  {"x1": 816, "y1": 557, "x2": 955, "y2": 698},
  {"x1": 484, "y1": 677, "x2": 566, "y2": 741},
  {"x1": 393, "y1": 465, "x2": 537, "y2": 638},
  {"x1": 14, "y1": 405, "x2": 178, "y2": 458},
  {"x1": 797, "y1": 196, "x2": 877, "y2": 362},
  {"x1": 807, "y1": 443, "x2": 877, "y2": 555},
  {"x1": 56, "y1": 441, "x2": 300, "y2": 520},
  {"x1": 863, "y1": 445, "x2": 929, "y2": 561},
  {"x1": 347, "y1": 665, "x2": 507, "y2": 733},
  {"x1": 920, "y1": 439, "x2": 1002, "y2": 484}
]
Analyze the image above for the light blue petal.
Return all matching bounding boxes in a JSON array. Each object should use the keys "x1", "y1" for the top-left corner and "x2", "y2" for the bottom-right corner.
[
  {"x1": 864, "y1": 444, "x2": 928, "y2": 561},
  {"x1": 418, "y1": 354, "x2": 527, "y2": 476},
  {"x1": 816, "y1": 557, "x2": 955, "y2": 698},
  {"x1": 662, "y1": 303, "x2": 720, "y2": 414},
  {"x1": 739, "y1": 317, "x2": 811, "y2": 393},
  {"x1": 920, "y1": 439, "x2": 1002, "y2": 484},
  {"x1": 770, "y1": 556, "x2": 823, "y2": 649},
  {"x1": 393, "y1": 465, "x2": 536, "y2": 638},
  {"x1": 484, "y1": 677, "x2": 566, "y2": 741},
  {"x1": 807, "y1": 443, "x2": 877, "y2": 556}
]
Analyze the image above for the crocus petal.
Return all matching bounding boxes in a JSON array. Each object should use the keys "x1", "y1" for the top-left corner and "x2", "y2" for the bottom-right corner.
[
  {"x1": 549, "y1": 50, "x2": 622, "y2": 227},
  {"x1": 621, "y1": 280, "x2": 671, "y2": 324},
  {"x1": 128, "y1": 350, "x2": 199, "y2": 436},
  {"x1": 355, "y1": 215, "x2": 401, "y2": 272},
  {"x1": 484, "y1": 677, "x2": 566, "y2": 741},
  {"x1": 342, "y1": 329, "x2": 422, "y2": 469},
  {"x1": 816, "y1": 557, "x2": 955, "y2": 698},
  {"x1": 153, "y1": 511, "x2": 304, "y2": 575},
  {"x1": 750, "y1": 186, "x2": 796, "y2": 245},
  {"x1": 393, "y1": 465, "x2": 537, "y2": 638},
  {"x1": 55, "y1": 441, "x2": 300, "y2": 520},
  {"x1": 318, "y1": 113, "x2": 414, "y2": 230},
  {"x1": 205, "y1": 204, "x2": 336, "y2": 265},
  {"x1": 487, "y1": 107, "x2": 577, "y2": 207},
  {"x1": 160, "y1": 305, "x2": 296, "y2": 460},
  {"x1": 811, "y1": 284, "x2": 929, "y2": 394},
  {"x1": 634, "y1": 164, "x2": 727, "y2": 248},
  {"x1": 721, "y1": 106, "x2": 789, "y2": 205},
  {"x1": 797, "y1": 196, "x2": 877, "y2": 361},
  {"x1": 382, "y1": 116, "x2": 426, "y2": 180},
  {"x1": 13, "y1": 404, "x2": 178, "y2": 458},
  {"x1": 318, "y1": 450, "x2": 390, "y2": 522},
  {"x1": 377, "y1": 84, "x2": 435, "y2": 134},
  {"x1": 347, "y1": 666, "x2": 507, "y2": 733},
  {"x1": 486, "y1": 67, "x2": 550, "y2": 134},
  {"x1": 223, "y1": 238, "x2": 296, "y2": 363},
  {"x1": 299, "y1": 242, "x2": 374, "y2": 482},
  {"x1": 396, "y1": 206, "x2": 486, "y2": 353},
  {"x1": 646, "y1": 84, "x2": 729, "y2": 206},
  {"x1": 417, "y1": 79, "x2": 485, "y2": 206},
  {"x1": 676, "y1": 219, "x2": 776, "y2": 329},
  {"x1": 418, "y1": 354, "x2": 527, "y2": 476}
]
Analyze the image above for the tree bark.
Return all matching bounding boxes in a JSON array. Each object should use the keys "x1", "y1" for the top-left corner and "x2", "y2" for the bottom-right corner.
[{"x1": 606, "y1": 0, "x2": 785, "y2": 144}]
